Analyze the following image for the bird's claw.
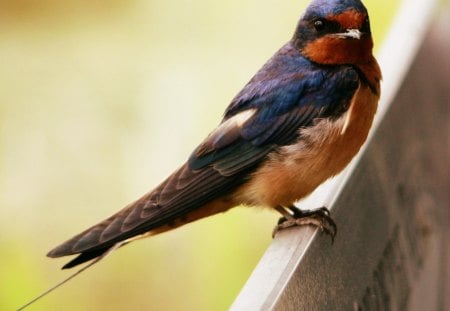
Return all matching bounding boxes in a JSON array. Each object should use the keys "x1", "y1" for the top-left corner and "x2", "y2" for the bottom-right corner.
[{"x1": 272, "y1": 207, "x2": 337, "y2": 243}]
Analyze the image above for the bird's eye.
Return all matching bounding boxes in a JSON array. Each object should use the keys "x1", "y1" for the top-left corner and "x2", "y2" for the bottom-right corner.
[{"x1": 313, "y1": 19, "x2": 326, "y2": 31}]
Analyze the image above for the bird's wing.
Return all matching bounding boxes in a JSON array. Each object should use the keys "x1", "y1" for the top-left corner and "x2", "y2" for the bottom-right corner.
[{"x1": 48, "y1": 46, "x2": 359, "y2": 268}]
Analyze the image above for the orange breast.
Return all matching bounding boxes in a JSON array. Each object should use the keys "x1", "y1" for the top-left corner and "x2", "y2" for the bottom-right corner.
[{"x1": 235, "y1": 83, "x2": 379, "y2": 207}]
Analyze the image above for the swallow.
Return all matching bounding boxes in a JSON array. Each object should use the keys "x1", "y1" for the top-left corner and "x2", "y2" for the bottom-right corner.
[{"x1": 48, "y1": 0, "x2": 381, "y2": 269}]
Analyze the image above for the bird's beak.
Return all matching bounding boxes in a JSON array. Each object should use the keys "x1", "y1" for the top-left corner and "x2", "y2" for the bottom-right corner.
[{"x1": 333, "y1": 29, "x2": 362, "y2": 40}]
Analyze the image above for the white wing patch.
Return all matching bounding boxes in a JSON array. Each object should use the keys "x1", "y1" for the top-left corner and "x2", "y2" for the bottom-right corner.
[
  {"x1": 221, "y1": 108, "x2": 256, "y2": 129},
  {"x1": 194, "y1": 108, "x2": 257, "y2": 156}
]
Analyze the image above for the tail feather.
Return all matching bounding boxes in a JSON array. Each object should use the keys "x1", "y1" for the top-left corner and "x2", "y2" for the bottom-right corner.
[
  {"x1": 18, "y1": 242, "x2": 123, "y2": 310},
  {"x1": 61, "y1": 247, "x2": 110, "y2": 269},
  {"x1": 47, "y1": 163, "x2": 245, "y2": 269}
]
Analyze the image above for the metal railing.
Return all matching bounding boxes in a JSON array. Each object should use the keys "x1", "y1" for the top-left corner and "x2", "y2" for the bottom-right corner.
[{"x1": 230, "y1": 0, "x2": 449, "y2": 310}]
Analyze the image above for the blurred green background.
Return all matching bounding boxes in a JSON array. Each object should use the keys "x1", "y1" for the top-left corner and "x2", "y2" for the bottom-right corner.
[{"x1": 0, "y1": 0, "x2": 399, "y2": 310}]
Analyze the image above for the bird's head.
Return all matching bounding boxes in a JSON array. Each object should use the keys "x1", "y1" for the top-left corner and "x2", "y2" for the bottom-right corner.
[{"x1": 293, "y1": 0, "x2": 374, "y2": 66}]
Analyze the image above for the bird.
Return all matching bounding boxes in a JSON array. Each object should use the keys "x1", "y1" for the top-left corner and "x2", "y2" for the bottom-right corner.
[{"x1": 48, "y1": 0, "x2": 381, "y2": 270}]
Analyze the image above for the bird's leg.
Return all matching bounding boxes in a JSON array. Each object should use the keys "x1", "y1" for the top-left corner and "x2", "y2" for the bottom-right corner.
[
  {"x1": 273, "y1": 206, "x2": 337, "y2": 243},
  {"x1": 274, "y1": 206, "x2": 294, "y2": 224}
]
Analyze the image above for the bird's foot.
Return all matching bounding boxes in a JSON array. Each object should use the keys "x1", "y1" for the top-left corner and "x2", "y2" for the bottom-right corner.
[{"x1": 273, "y1": 206, "x2": 337, "y2": 243}]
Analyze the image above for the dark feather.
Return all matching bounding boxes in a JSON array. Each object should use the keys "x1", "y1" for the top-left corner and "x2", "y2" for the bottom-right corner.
[{"x1": 61, "y1": 247, "x2": 110, "y2": 269}]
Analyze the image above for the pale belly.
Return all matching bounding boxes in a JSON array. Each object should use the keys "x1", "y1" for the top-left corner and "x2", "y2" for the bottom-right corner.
[{"x1": 235, "y1": 83, "x2": 379, "y2": 207}]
